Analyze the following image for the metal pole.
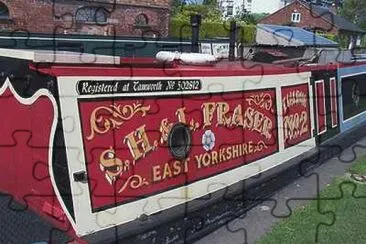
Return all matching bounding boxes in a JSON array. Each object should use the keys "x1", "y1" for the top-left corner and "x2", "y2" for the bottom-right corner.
[
  {"x1": 190, "y1": 14, "x2": 201, "y2": 53},
  {"x1": 229, "y1": 21, "x2": 237, "y2": 61}
]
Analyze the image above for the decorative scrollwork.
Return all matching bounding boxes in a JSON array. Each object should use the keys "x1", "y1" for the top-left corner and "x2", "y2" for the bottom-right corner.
[
  {"x1": 87, "y1": 103, "x2": 150, "y2": 140},
  {"x1": 118, "y1": 175, "x2": 149, "y2": 194},
  {"x1": 246, "y1": 93, "x2": 273, "y2": 111},
  {"x1": 254, "y1": 141, "x2": 268, "y2": 152}
]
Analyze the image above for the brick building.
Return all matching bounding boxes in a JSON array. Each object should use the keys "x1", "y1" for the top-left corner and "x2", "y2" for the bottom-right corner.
[
  {"x1": 259, "y1": 0, "x2": 365, "y2": 47},
  {"x1": 0, "y1": 0, "x2": 171, "y2": 37}
]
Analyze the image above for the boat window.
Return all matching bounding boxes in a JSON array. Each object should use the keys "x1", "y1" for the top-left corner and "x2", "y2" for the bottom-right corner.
[
  {"x1": 76, "y1": 6, "x2": 108, "y2": 24},
  {"x1": 0, "y1": 2, "x2": 9, "y2": 20},
  {"x1": 135, "y1": 14, "x2": 149, "y2": 27}
]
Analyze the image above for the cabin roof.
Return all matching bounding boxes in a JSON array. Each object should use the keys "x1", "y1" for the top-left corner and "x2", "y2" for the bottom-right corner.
[
  {"x1": 0, "y1": 48, "x2": 120, "y2": 64},
  {"x1": 31, "y1": 59, "x2": 343, "y2": 77},
  {"x1": 0, "y1": 48, "x2": 364, "y2": 78}
]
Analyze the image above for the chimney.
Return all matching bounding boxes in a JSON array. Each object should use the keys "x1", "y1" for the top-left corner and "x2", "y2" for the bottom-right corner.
[
  {"x1": 190, "y1": 15, "x2": 201, "y2": 53},
  {"x1": 229, "y1": 21, "x2": 237, "y2": 61}
]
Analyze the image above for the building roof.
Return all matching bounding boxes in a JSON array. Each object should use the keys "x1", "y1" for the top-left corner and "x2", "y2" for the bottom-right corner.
[
  {"x1": 259, "y1": 1, "x2": 365, "y2": 34},
  {"x1": 257, "y1": 24, "x2": 339, "y2": 47},
  {"x1": 305, "y1": 3, "x2": 365, "y2": 33}
]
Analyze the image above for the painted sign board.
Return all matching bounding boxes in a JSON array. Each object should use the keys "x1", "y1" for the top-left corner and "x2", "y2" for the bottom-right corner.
[
  {"x1": 281, "y1": 83, "x2": 311, "y2": 148},
  {"x1": 78, "y1": 89, "x2": 279, "y2": 211}
]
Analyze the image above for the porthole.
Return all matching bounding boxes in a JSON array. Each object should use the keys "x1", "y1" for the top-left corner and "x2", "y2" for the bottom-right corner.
[{"x1": 168, "y1": 123, "x2": 191, "y2": 159}]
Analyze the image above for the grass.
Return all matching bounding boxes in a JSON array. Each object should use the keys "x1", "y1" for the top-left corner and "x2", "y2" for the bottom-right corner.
[
  {"x1": 257, "y1": 156, "x2": 366, "y2": 244},
  {"x1": 349, "y1": 155, "x2": 366, "y2": 175}
]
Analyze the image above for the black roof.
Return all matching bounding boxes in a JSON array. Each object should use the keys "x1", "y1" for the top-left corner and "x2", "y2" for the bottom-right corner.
[{"x1": 305, "y1": 3, "x2": 365, "y2": 33}]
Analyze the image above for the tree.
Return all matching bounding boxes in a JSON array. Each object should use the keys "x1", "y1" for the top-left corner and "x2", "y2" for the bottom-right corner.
[
  {"x1": 202, "y1": 0, "x2": 217, "y2": 6},
  {"x1": 172, "y1": 3, "x2": 222, "y2": 22},
  {"x1": 171, "y1": 0, "x2": 186, "y2": 15},
  {"x1": 233, "y1": 8, "x2": 269, "y2": 25},
  {"x1": 339, "y1": 0, "x2": 366, "y2": 30}
]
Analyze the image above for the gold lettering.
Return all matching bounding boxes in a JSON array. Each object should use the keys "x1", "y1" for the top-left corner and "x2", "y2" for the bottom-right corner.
[
  {"x1": 212, "y1": 151, "x2": 218, "y2": 165},
  {"x1": 124, "y1": 125, "x2": 152, "y2": 162},
  {"x1": 176, "y1": 108, "x2": 187, "y2": 124},
  {"x1": 253, "y1": 110, "x2": 264, "y2": 132},
  {"x1": 160, "y1": 119, "x2": 173, "y2": 143},
  {"x1": 231, "y1": 104, "x2": 244, "y2": 126},
  {"x1": 153, "y1": 160, "x2": 190, "y2": 182},
  {"x1": 243, "y1": 143, "x2": 248, "y2": 155},
  {"x1": 123, "y1": 161, "x2": 130, "y2": 172},
  {"x1": 202, "y1": 153, "x2": 211, "y2": 167},
  {"x1": 163, "y1": 163, "x2": 173, "y2": 179},
  {"x1": 244, "y1": 107, "x2": 254, "y2": 128},
  {"x1": 152, "y1": 165, "x2": 161, "y2": 182},
  {"x1": 243, "y1": 107, "x2": 272, "y2": 139},
  {"x1": 184, "y1": 158, "x2": 189, "y2": 173},
  {"x1": 173, "y1": 160, "x2": 181, "y2": 175},
  {"x1": 301, "y1": 111, "x2": 309, "y2": 135},
  {"x1": 216, "y1": 102, "x2": 231, "y2": 126},
  {"x1": 195, "y1": 154, "x2": 203, "y2": 169},
  {"x1": 232, "y1": 145, "x2": 239, "y2": 158},
  {"x1": 219, "y1": 148, "x2": 226, "y2": 162},
  {"x1": 262, "y1": 118, "x2": 272, "y2": 139},
  {"x1": 248, "y1": 141, "x2": 253, "y2": 154},
  {"x1": 226, "y1": 147, "x2": 232, "y2": 160},
  {"x1": 87, "y1": 103, "x2": 150, "y2": 141},
  {"x1": 202, "y1": 103, "x2": 216, "y2": 128},
  {"x1": 99, "y1": 148, "x2": 124, "y2": 185},
  {"x1": 284, "y1": 111, "x2": 309, "y2": 141}
]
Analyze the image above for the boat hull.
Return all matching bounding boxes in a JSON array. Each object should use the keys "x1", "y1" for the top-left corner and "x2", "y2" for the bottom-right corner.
[{"x1": 0, "y1": 53, "x2": 365, "y2": 242}]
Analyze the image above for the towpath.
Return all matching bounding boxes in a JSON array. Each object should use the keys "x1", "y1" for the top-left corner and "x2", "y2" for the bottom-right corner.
[{"x1": 195, "y1": 136, "x2": 366, "y2": 244}]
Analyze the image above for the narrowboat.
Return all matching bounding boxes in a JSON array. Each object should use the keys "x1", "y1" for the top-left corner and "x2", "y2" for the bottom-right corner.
[{"x1": 0, "y1": 24, "x2": 366, "y2": 243}]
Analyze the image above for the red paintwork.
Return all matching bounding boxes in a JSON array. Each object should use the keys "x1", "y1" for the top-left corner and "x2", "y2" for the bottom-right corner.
[
  {"x1": 315, "y1": 80, "x2": 327, "y2": 134},
  {"x1": 78, "y1": 89, "x2": 278, "y2": 211},
  {"x1": 282, "y1": 83, "x2": 312, "y2": 148},
  {"x1": 5, "y1": 57, "x2": 363, "y2": 240},
  {"x1": 0, "y1": 88, "x2": 83, "y2": 243},
  {"x1": 30, "y1": 60, "x2": 344, "y2": 77},
  {"x1": 330, "y1": 78, "x2": 338, "y2": 127}
]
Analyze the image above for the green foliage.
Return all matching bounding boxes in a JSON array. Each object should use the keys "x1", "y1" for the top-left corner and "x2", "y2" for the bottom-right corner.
[
  {"x1": 170, "y1": 18, "x2": 256, "y2": 44},
  {"x1": 236, "y1": 13, "x2": 256, "y2": 25},
  {"x1": 170, "y1": 2, "x2": 257, "y2": 42},
  {"x1": 172, "y1": 4, "x2": 222, "y2": 22},
  {"x1": 171, "y1": 0, "x2": 186, "y2": 16},
  {"x1": 202, "y1": 0, "x2": 217, "y2": 6},
  {"x1": 258, "y1": 156, "x2": 366, "y2": 244},
  {"x1": 237, "y1": 24, "x2": 257, "y2": 44},
  {"x1": 258, "y1": 178, "x2": 366, "y2": 244},
  {"x1": 316, "y1": 32, "x2": 337, "y2": 42},
  {"x1": 232, "y1": 12, "x2": 269, "y2": 25},
  {"x1": 349, "y1": 156, "x2": 366, "y2": 175},
  {"x1": 316, "y1": 32, "x2": 351, "y2": 48},
  {"x1": 339, "y1": 0, "x2": 366, "y2": 30},
  {"x1": 252, "y1": 13, "x2": 270, "y2": 22},
  {"x1": 362, "y1": 35, "x2": 366, "y2": 48},
  {"x1": 337, "y1": 34, "x2": 350, "y2": 48}
]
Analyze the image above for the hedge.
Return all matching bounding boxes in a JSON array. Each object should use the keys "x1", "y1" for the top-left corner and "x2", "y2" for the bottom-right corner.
[
  {"x1": 170, "y1": 19, "x2": 363, "y2": 48},
  {"x1": 317, "y1": 33, "x2": 337, "y2": 42},
  {"x1": 169, "y1": 18, "x2": 256, "y2": 44}
]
